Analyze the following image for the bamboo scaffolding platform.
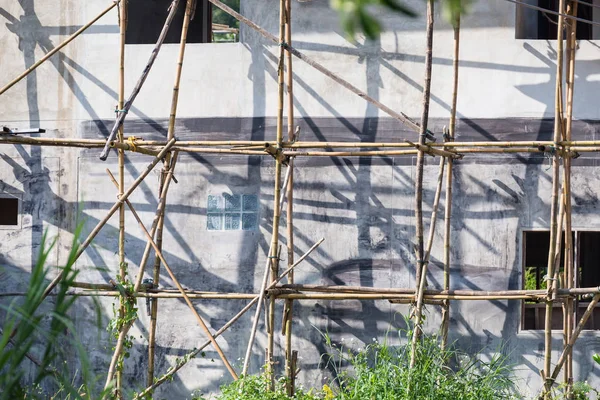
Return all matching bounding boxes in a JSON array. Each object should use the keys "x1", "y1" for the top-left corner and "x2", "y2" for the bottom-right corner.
[{"x1": 0, "y1": 0, "x2": 595, "y2": 398}]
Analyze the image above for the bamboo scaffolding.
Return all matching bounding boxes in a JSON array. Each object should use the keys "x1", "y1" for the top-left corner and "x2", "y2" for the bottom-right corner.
[
  {"x1": 0, "y1": 1, "x2": 119, "y2": 97},
  {"x1": 2, "y1": 0, "x2": 600, "y2": 394},
  {"x1": 103, "y1": 169, "x2": 238, "y2": 383},
  {"x1": 132, "y1": 238, "x2": 324, "y2": 399},
  {"x1": 562, "y1": 3, "x2": 577, "y2": 391},
  {"x1": 410, "y1": 0, "x2": 435, "y2": 368},
  {"x1": 441, "y1": 6, "x2": 460, "y2": 352},
  {"x1": 7, "y1": 135, "x2": 600, "y2": 153},
  {"x1": 241, "y1": 165, "x2": 294, "y2": 376},
  {"x1": 99, "y1": 0, "x2": 181, "y2": 160},
  {"x1": 115, "y1": 0, "x2": 128, "y2": 392},
  {"x1": 274, "y1": 284, "x2": 600, "y2": 297},
  {"x1": 207, "y1": 0, "x2": 433, "y2": 140},
  {"x1": 413, "y1": 154, "x2": 445, "y2": 326},
  {"x1": 264, "y1": 0, "x2": 288, "y2": 387},
  {"x1": 548, "y1": 294, "x2": 600, "y2": 387},
  {"x1": 283, "y1": 0, "x2": 296, "y2": 391},
  {"x1": 101, "y1": 152, "x2": 179, "y2": 392},
  {"x1": 5, "y1": 285, "x2": 600, "y2": 300},
  {"x1": 543, "y1": 1, "x2": 566, "y2": 396},
  {"x1": 146, "y1": 0, "x2": 196, "y2": 390},
  {"x1": 40, "y1": 139, "x2": 176, "y2": 302}
]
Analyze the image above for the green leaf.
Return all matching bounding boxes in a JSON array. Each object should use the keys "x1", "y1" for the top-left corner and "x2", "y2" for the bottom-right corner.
[
  {"x1": 379, "y1": 0, "x2": 417, "y2": 17},
  {"x1": 358, "y1": 8, "x2": 382, "y2": 40},
  {"x1": 593, "y1": 353, "x2": 600, "y2": 365}
]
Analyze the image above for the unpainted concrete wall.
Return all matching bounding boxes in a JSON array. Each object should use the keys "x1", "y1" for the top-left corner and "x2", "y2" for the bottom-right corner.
[{"x1": 1, "y1": 0, "x2": 600, "y2": 397}]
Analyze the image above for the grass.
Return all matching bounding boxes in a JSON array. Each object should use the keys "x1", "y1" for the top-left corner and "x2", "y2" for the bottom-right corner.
[
  {"x1": 321, "y1": 328, "x2": 517, "y2": 400},
  {"x1": 0, "y1": 225, "x2": 108, "y2": 399},
  {"x1": 197, "y1": 325, "x2": 518, "y2": 400}
]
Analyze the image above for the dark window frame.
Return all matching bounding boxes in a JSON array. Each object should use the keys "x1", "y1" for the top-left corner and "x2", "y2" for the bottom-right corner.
[
  {"x1": 521, "y1": 229, "x2": 600, "y2": 331},
  {"x1": 125, "y1": 0, "x2": 213, "y2": 45},
  {"x1": 515, "y1": 0, "x2": 595, "y2": 40},
  {"x1": 0, "y1": 195, "x2": 20, "y2": 227}
]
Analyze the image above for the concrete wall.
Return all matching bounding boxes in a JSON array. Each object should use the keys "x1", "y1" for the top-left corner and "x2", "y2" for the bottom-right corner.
[{"x1": 1, "y1": 0, "x2": 600, "y2": 397}]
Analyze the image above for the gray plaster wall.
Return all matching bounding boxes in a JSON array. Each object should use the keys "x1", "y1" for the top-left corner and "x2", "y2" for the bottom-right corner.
[{"x1": 1, "y1": 0, "x2": 600, "y2": 397}]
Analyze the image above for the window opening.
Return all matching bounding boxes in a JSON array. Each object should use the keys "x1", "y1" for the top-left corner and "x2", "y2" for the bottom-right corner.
[
  {"x1": 212, "y1": 0, "x2": 240, "y2": 42},
  {"x1": 207, "y1": 194, "x2": 258, "y2": 231},
  {"x1": 0, "y1": 197, "x2": 19, "y2": 226},
  {"x1": 522, "y1": 230, "x2": 600, "y2": 330},
  {"x1": 126, "y1": 0, "x2": 213, "y2": 44},
  {"x1": 515, "y1": 0, "x2": 595, "y2": 40}
]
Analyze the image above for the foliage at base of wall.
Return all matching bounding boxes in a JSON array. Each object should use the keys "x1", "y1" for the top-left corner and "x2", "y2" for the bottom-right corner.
[
  {"x1": 0, "y1": 226, "x2": 109, "y2": 400},
  {"x1": 194, "y1": 328, "x2": 519, "y2": 400}
]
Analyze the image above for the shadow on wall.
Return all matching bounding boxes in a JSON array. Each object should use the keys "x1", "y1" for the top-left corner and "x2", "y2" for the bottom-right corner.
[{"x1": 2, "y1": 0, "x2": 600, "y2": 397}]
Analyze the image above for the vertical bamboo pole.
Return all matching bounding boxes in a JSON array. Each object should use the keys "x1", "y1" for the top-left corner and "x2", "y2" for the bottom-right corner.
[
  {"x1": 147, "y1": 176, "x2": 164, "y2": 389},
  {"x1": 116, "y1": 0, "x2": 127, "y2": 393},
  {"x1": 562, "y1": 2, "x2": 577, "y2": 392},
  {"x1": 441, "y1": 7, "x2": 460, "y2": 351},
  {"x1": 543, "y1": 0, "x2": 565, "y2": 396},
  {"x1": 413, "y1": 156, "x2": 445, "y2": 347},
  {"x1": 410, "y1": 0, "x2": 434, "y2": 368},
  {"x1": 283, "y1": 0, "x2": 296, "y2": 394},
  {"x1": 147, "y1": 0, "x2": 195, "y2": 392},
  {"x1": 266, "y1": 0, "x2": 287, "y2": 388},
  {"x1": 242, "y1": 166, "x2": 293, "y2": 376}
]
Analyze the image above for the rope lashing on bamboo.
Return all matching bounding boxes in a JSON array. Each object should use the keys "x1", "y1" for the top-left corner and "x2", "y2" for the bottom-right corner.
[
  {"x1": 127, "y1": 136, "x2": 140, "y2": 152},
  {"x1": 264, "y1": 143, "x2": 290, "y2": 165}
]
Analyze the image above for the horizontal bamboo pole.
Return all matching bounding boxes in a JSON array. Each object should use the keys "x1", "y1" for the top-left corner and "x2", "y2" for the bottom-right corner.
[
  {"x1": 277, "y1": 284, "x2": 600, "y2": 297},
  {"x1": 4, "y1": 283, "x2": 598, "y2": 299},
  {"x1": 7, "y1": 285, "x2": 596, "y2": 301},
  {"x1": 5, "y1": 135, "x2": 600, "y2": 153},
  {"x1": 274, "y1": 293, "x2": 553, "y2": 300},
  {"x1": 0, "y1": 1, "x2": 118, "y2": 96},
  {"x1": 133, "y1": 238, "x2": 325, "y2": 398},
  {"x1": 64, "y1": 291, "x2": 257, "y2": 299}
]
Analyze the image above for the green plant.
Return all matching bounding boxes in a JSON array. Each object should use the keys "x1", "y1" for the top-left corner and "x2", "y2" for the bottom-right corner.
[
  {"x1": 0, "y1": 224, "x2": 109, "y2": 399},
  {"x1": 106, "y1": 265, "x2": 138, "y2": 374},
  {"x1": 193, "y1": 368, "x2": 323, "y2": 400},
  {"x1": 330, "y1": 0, "x2": 469, "y2": 41},
  {"x1": 320, "y1": 328, "x2": 517, "y2": 400},
  {"x1": 551, "y1": 381, "x2": 599, "y2": 400}
]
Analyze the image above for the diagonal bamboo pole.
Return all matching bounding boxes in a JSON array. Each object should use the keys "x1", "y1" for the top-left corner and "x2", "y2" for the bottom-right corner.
[
  {"x1": 40, "y1": 139, "x2": 176, "y2": 301},
  {"x1": 207, "y1": 0, "x2": 432, "y2": 140},
  {"x1": 441, "y1": 7, "x2": 461, "y2": 351},
  {"x1": 6, "y1": 141, "x2": 174, "y2": 346},
  {"x1": 548, "y1": 294, "x2": 600, "y2": 386},
  {"x1": 543, "y1": 0, "x2": 566, "y2": 396},
  {"x1": 104, "y1": 169, "x2": 238, "y2": 385},
  {"x1": 0, "y1": 1, "x2": 119, "y2": 97},
  {"x1": 147, "y1": 0, "x2": 195, "y2": 389},
  {"x1": 103, "y1": 152, "x2": 179, "y2": 392},
  {"x1": 133, "y1": 238, "x2": 324, "y2": 399},
  {"x1": 100, "y1": 0, "x2": 181, "y2": 160},
  {"x1": 410, "y1": 0, "x2": 434, "y2": 368}
]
